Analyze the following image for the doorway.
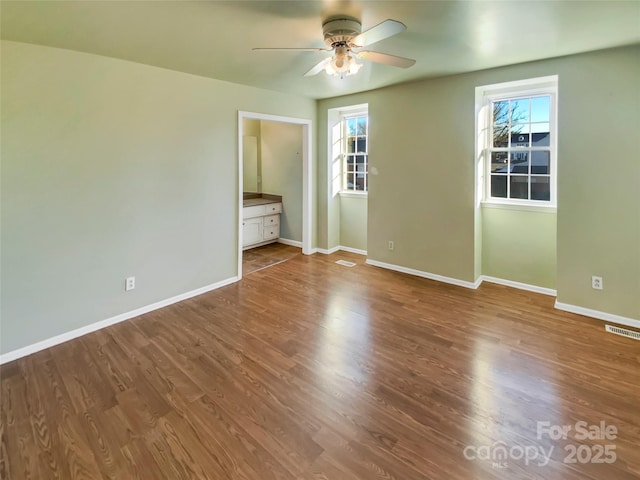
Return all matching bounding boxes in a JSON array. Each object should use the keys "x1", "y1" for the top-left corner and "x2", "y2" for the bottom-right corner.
[{"x1": 237, "y1": 111, "x2": 312, "y2": 279}]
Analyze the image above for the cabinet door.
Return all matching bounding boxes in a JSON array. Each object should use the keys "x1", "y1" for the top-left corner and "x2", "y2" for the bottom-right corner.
[
  {"x1": 263, "y1": 224, "x2": 280, "y2": 241},
  {"x1": 243, "y1": 205, "x2": 265, "y2": 219},
  {"x1": 243, "y1": 217, "x2": 263, "y2": 246},
  {"x1": 265, "y1": 203, "x2": 282, "y2": 214},
  {"x1": 263, "y1": 214, "x2": 280, "y2": 227}
]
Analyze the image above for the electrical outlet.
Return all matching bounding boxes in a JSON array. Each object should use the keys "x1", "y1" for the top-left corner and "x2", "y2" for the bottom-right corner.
[
  {"x1": 591, "y1": 276, "x2": 603, "y2": 290},
  {"x1": 125, "y1": 276, "x2": 136, "y2": 291},
  {"x1": 388, "y1": 241, "x2": 394, "y2": 251}
]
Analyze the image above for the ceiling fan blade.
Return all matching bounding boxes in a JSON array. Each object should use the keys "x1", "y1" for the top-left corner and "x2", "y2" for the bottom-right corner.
[
  {"x1": 351, "y1": 19, "x2": 406, "y2": 47},
  {"x1": 355, "y1": 50, "x2": 415, "y2": 68},
  {"x1": 304, "y1": 57, "x2": 332, "y2": 77},
  {"x1": 253, "y1": 47, "x2": 331, "y2": 52}
]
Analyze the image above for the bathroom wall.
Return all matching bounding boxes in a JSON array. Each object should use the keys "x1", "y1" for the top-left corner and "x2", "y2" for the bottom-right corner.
[{"x1": 260, "y1": 121, "x2": 304, "y2": 242}]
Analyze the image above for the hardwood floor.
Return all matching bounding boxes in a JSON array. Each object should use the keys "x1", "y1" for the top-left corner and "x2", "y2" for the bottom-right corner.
[
  {"x1": 1, "y1": 251, "x2": 639, "y2": 479},
  {"x1": 242, "y1": 243, "x2": 301, "y2": 276}
]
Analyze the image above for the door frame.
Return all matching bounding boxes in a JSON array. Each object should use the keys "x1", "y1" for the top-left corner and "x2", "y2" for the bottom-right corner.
[{"x1": 237, "y1": 111, "x2": 313, "y2": 279}]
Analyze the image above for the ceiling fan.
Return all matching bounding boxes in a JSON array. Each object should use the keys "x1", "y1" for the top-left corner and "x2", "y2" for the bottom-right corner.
[{"x1": 253, "y1": 16, "x2": 416, "y2": 79}]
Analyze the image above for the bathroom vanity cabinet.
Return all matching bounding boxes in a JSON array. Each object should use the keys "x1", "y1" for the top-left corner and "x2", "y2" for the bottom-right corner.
[{"x1": 242, "y1": 198, "x2": 282, "y2": 249}]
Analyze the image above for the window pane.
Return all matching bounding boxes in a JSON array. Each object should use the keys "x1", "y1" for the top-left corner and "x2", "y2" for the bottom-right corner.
[
  {"x1": 510, "y1": 124, "x2": 530, "y2": 147},
  {"x1": 347, "y1": 118, "x2": 356, "y2": 136},
  {"x1": 531, "y1": 96, "x2": 550, "y2": 122},
  {"x1": 531, "y1": 151, "x2": 550, "y2": 174},
  {"x1": 493, "y1": 127, "x2": 509, "y2": 148},
  {"x1": 510, "y1": 176, "x2": 529, "y2": 199},
  {"x1": 491, "y1": 152, "x2": 508, "y2": 173},
  {"x1": 531, "y1": 124, "x2": 550, "y2": 146},
  {"x1": 491, "y1": 175, "x2": 507, "y2": 198},
  {"x1": 531, "y1": 176, "x2": 550, "y2": 200},
  {"x1": 356, "y1": 117, "x2": 367, "y2": 135},
  {"x1": 492, "y1": 100, "x2": 509, "y2": 147},
  {"x1": 493, "y1": 101, "x2": 509, "y2": 125},
  {"x1": 485, "y1": 88, "x2": 554, "y2": 205},
  {"x1": 511, "y1": 98, "x2": 530, "y2": 122},
  {"x1": 343, "y1": 115, "x2": 368, "y2": 192},
  {"x1": 346, "y1": 172, "x2": 355, "y2": 189},
  {"x1": 510, "y1": 151, "x2": 529, "y2": 174}
]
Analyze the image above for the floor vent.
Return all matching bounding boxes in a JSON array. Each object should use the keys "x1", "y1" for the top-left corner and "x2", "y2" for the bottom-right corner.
[
  {"x1": 605, "y1": 324, "x2": 640, "y2": 341},
  {"x1": 335, "y1": 260, "x2": 356, "y2": 267}
]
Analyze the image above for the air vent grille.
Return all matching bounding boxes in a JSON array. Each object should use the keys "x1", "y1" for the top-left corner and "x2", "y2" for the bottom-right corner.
[
  {"x1": 605, "y1": 324, "x2": 640, "y2": 341},
  {"x1": 335, "y1": 260, "x2": 356, "y2": 267}
]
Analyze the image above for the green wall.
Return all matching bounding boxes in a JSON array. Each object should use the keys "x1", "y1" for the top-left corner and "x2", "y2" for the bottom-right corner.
[
  {"x1": 1, "y1": 40, "x2": 316, "y2": 354},
  {"x1": 482, "y1": 207, "x2": 556, "y2": 289},
  {"x1": 339, "y1": 196, "x2": 367, "y2": 251},
  {"x1": 319, "y1": 86, "x2": 476, "y2": 281},
  {"x1": 318, "y1": 45, "x2": 640, "y2": 319},
  {"x1": 555, "y1": 46, "x2": 639, "y2": 318},
  {"x1": 260, "y1": 121, "x2": 303, "y2": 242}
]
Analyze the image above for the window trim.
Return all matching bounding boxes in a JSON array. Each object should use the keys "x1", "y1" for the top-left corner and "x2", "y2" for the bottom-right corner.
[
  {"x1": 481, "y1": 201, "x2": 556, "y2": 213},
  {"x1": 477, "y1": 76, "x2": 558, "y2": 209},
  {"x1": 339, "y1": 190, "x2": 368, "y2": 198}
]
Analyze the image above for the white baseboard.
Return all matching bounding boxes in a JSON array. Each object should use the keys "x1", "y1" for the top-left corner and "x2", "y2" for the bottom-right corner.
[
  {"x1": 314, "y1": 245, "x2": 367, "y2": 256},
  {"x1": 366, "y1": 259, "x2": 480, "y2": 289},
  {"x1": 337, "y1": 246, "x2": 367, "y2": 255},
  {"x1": 0, "y1": 276, "x2": 239, "y2": 365},
  {"x1": 554, "y1": 301, "x2": 640, "y2": 330},
  {"x1": 314, "y1": 246, "x2": 341, "y2": 255},
  {"x1": 481, "y1": 275, "x2": 557, "y2": 296},
  {"x1": 277, "y1": 238, "x2": 303, "y2": 248}
]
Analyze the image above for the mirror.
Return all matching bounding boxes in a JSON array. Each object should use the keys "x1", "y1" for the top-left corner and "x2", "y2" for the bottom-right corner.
[
  {"x1": 243, "y1": 118, "x2": 262, "y2": 193},
  {"x1": 243, "y1": 135, "x2": 259, "y2": 192}
]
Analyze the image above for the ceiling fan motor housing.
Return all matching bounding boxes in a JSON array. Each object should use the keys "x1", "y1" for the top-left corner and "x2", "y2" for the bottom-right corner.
[{"x1": 322, "y1": 18, "x2": 361, "y2": 47}]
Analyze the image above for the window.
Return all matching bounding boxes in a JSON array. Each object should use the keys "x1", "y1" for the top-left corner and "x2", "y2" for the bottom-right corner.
[
  {"x1": 478, "y1": 76, "x2": 558, "y2": 207},
  {"x1": 343, "y1": 114, "x2": 368, "y2": 192}
]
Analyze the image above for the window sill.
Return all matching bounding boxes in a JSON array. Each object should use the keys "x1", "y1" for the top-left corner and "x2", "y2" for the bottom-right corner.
[
  {"x1": 339, "y1": 191, "x2": 368, "y2": 199},
  {"x1": 481, "y1": 201, "x2": 556, "y2": 213}
]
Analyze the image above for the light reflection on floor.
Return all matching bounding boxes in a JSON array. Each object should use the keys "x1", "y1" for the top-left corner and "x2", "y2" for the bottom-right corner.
[
  {"x1": 468, "y1": 336, "x2": 561, "y2": 471},
  {"x1": 314, "y1": 287, "x2": 373, "y2": 407}
]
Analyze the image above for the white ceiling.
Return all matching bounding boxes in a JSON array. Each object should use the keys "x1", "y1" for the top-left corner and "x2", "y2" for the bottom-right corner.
[{"x1": 2, "y1": 1, "x2": 639, "y2": 99}]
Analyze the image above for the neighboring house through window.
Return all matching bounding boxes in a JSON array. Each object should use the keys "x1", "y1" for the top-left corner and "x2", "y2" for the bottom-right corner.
[{"x1": 476, "y1": 76, "x2": 558, "y2": 207}]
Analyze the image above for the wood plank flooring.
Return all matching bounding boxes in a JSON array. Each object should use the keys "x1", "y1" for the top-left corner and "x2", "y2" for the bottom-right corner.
[
  {"x1": 1, "y1": 251, "x2": 639, "y2": 479},
  {"x1": 242, "y1": 243, "x2": 301, "y2": 276}
]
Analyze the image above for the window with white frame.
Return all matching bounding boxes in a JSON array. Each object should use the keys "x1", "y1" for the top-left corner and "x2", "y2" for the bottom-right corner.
[
  {"x1": 343, "y1": 114, "x2": 368, "y2": 192},
  {"x1": 478, "y1": 77, "x2": 558, "y2": 206}
]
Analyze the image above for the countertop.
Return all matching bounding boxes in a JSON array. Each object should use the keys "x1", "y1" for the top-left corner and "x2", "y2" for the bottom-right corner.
[
  {"x1": 243, "y1": 197, "x2": 280, "y2": 207},
  {"x1": 242, "y1": 193, "x2": 282, "y2": 207}
]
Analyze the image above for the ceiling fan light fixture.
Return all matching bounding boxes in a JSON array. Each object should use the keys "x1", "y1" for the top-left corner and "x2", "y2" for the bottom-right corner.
[
  {"x1": 325, "y1": 53, "x2": 361, "y2": 78},
  {"x1": 325, "y1": 62, "x2": 337, "y2": 76},
  {"x1": 348, "y1": 58, "x2": 362, "y2": 75},
  {"x1": 264, "y1": 17, "x2": 414, "y2": 79}
]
